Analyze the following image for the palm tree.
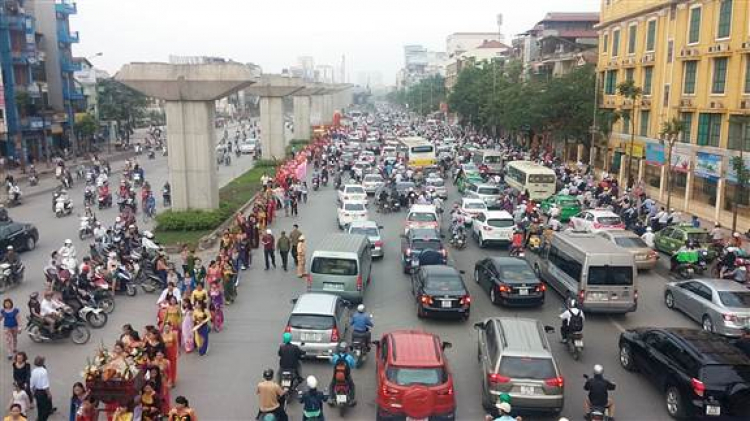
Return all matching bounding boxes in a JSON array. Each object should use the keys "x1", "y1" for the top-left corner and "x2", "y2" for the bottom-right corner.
[
  {"x1": 659, "y1": 117, "x2": 685, "y2": 210},
  {"x1": 617, "y1": 80, "x2": 643, "y2": 185}
]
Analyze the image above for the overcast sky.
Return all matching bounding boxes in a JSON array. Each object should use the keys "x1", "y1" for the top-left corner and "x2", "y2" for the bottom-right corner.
[{"x1": 73, "y1": 0, "x2": 599, "y2": 85}]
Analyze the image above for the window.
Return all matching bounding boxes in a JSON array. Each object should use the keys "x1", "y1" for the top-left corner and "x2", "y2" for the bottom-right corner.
[
  {"x1": 603, "y1": 34, "x2": 609, "y2": 53},
  {"x1": 484, "y1": 321, "x2": 498, "y2": 363},
  {"x1": 667, "y1": 39, "x2": 674, "y2": 63},
  {"x1": 628, "y1": 24, "x2": 638, "y2": 54},
  {"x1": 310, "y1": 257, "x2": 358, "y2": 275},
  {"x1": 643, "y1": 67, "x2": 653, "y2": 95},
  {"x1": 640, "y1": 111, "x2": 650, "y2": 136},
  {"x1": 688, "y1": 7, "x2": 701, "y2": 44},
  {"x1": 745, "y1": 56, "x2": 750, "y2": 94},
  {"x1": 697, "y1": 113, "x2": 722, "y2": 147},
  {"x1": 717, "y1": 0, "x2": 732, "y2": 39},
  {"x1": 622, "y1": 111, "x2": 631, "y2": 134},
  {"x1": 605, "y1": 70, "x2": 617, "y2": 95},
  {"x1": 663, "y1": 84, "x2": 670, "y2": 107},
  {"x1": 681, "y1": 112, "x2": 693, "y2": 143},
  {"x1": 588, "y1": 266, "x2": 634, "y2": 286},
  {"x1": 683, "y1": 61, "x2": 697, "y2": 94},
  {"x1": 646, "y1": 20, "x2": 657, "y2": 52},
  {"x1": 712, "y1": 58, "x2": 728, "y2": 94},
  {"x1": 612, "y1": 29, "x2": 620, "y2": 56},
  {"x1": 498, "y1": 356, "x2": 556, "y2": 380},
  {"x1": 728, "y1": 118, "x2": 750, "y2": 151},
  {"x1": 386, "y1": 367, "x2": 446, "y2": 386},
  {"x1": 625, "y1": 68, "x2": 634, "y2": 83},
  {"x1": 548, "y1": 245, "x2": 583, "y2": 282}
]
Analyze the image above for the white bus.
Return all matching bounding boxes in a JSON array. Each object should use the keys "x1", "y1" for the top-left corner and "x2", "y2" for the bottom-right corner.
[
  {"x1": 505, "y1": 160, "x2": 556, "y2": 201},
  {"x1": 399, "y1": 136, "x2": 436, "y2": 169}
]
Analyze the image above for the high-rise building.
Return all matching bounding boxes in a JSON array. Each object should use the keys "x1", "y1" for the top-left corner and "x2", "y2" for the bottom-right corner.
[
  {"x1": 597, "y1": 0, "x2": 750, "y2": 229},
  {"x1": 297, "y1": 56, "x2": 315, "y2": 81},
  {"x1": 399, "y1": 45, "x2": 447, "y2": 89},
  {"x1": 446, "y1": 32, "x2": 504, "y2": 59}
]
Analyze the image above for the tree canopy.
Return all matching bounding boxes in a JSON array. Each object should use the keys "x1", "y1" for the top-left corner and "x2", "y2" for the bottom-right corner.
[{"x1": 387, "y1": 74, "x2": 446, "y2": 115}]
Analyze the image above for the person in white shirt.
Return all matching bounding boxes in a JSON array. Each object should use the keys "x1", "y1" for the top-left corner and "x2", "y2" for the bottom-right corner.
[
  {"x1": 40, "y1": 291, "x2": 65, "y2": 332},
  {"x1": 157, "y1": 283, "x2": 182, "y2": 306},
  {"x1": 559, "y1": 300, "x2": 585, "y2": 344},
  {"x1": 641, "y1": 227, "x2": 656, "y2": 248},
  {"x1": 549, "y1": 205, "x2": 561, "y2": 221},
  {"x1": 30, "y1": 356, "x2": 54, "y2": 420}
]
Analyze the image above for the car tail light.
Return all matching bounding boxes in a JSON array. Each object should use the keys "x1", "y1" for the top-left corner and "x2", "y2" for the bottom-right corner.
[
  {"x1": 331, "y1": 327, "x2": 340, "y2": 343},
  {"x1": 356, "y1": 275, "x2": 363, "y2": 291},
  {"x1": 536, "y1": 284, "x2": 547, "y2": 292},
  {"x1": 374, "y1": 241, "x2": 383, "y2": 247},
  {"x1": 545, "y1": 376, "x2": 564, "y2": 387},
  {"x1": 648, "y1": 250, "x2": 657, "y2": 259},
  {"x1": 420, "y1": 295, "x2": 433, "y2": 305},
  {"x1": 382, "y1": 384, "x2": 400, "y2": 396},
  {"x1": 284, "y1": 325, "x2": 291, "y2": 334},
  {"x1": 482, "y1": 225, "x2": 492, "y2": 231},
  {"x1": 579, "y1": 290, "x2": 586, "y2": 302},
  {"x1": 460, "y1": 295, "x2": 471, "y2": 306},
  {"x1": 406, "y1": 248, "x2": 412, "y2": 255},
  {"x1": 593, "y1": 223, "x2": 603, "y2": 229},
  {"x1": 488, "y1": 373, "x2": 510, "y2": 384},
  {"x1": 437, "y1": 386, "x2": 454, "y2": 396},
  {"x1": 634, "y1": 289, "x2": 639, "y2": 301},
  {"x1": 440, "y1": 249, "x2": 447, "y2": 257},
  {"x1": 691, "y1": 378, "x2": 705, "y2": 397}
]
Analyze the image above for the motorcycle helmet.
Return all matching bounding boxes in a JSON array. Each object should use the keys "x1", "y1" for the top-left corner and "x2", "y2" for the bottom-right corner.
[
  {"x1": 593, "y1": 364, "x2": 604, "y2": 375},
  {"x1": 282, "y1": 332, "x2": 292, "y2": 344},
  {"x1": 143, "y1": 231, "x2": 154, "y2": 239},
  {"x1": 263, "y1": 368, "x2": 274, "y2": 381},
  {"x1": 306, "y1": 376, "x2": 318, "y2": 389},
  {"x1": 29, "y1": 292, "x2": 38, "y2": 300},
  {"x1": 497, "y1": 402, "x2": 511, "y2": 414},
  {"x1": 6, "y1": 246, "x2": 12, "y2": 251},
  {"x1": 64, "y1": 239, "x2": 72, "y2": 246},
  {"x1": 357, "y1": 304, "x2": 365, "y2": 313},
  {"x1": 338, "y1": 342, "x2": 348, "y2": 353}
]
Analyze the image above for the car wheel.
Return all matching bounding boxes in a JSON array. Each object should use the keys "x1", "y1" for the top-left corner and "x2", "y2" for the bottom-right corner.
[
  {"x1": 702, "y1": 315, "x2": 715, "y2": 333},
  {"x1": 490, "y1": 287, "x2": 499, "y2": 305},
  {"x1": 619, "y1": 344, "x2": 637, "y2": 371},
  {"x1": 478, "y1": 235, "x2": 486, "y2": 248},
  {"x1": 665, "y1": 385, "x2": 686, "y2": 418},
  {"x1": 25, "y1": 236, "x2": 36, "y2": 251},
  {"x1": 665, "y1": 291, "x2": 675, "y2": 309}
]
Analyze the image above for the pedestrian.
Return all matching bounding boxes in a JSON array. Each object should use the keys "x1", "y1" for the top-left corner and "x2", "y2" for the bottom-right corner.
[
  {"x1": 301, "y1": 182, "x2": 308, "y2": 203},
  {"x1": 290, "y1": 194, "x2": 298, "y2": 217},
  {"x1": 181, "y1": 301, "x2": 195, "y2": 353},
  {"x1": 69, "y1": 382, "x2": 86, "y2": 421},
  {"x1": 11, "y1": 382, "x2": 31, "y2": 418},
  {"x1": 283, "y1": 192, "x2": 291, "y2": 217},
  {"x1": 12, "y1": 352, "x2": 32, "y2": 408},
  {"x1": 30, "y1": 356, "x2": 55, "y2": 421},
  {"x1": 289, "y1": 225, "x2": 302, "y2": 266},
  {"x1": 4, "y1": 403, "x2": 25, "y2": 421},
  {"x1": 167, "y1": 396, "x2": 196, "y2": 421},
  {"x1": 192, "y1": 301, "x2": 211, "y2": 357},
  {"x1": 277, "y1": 231, "x2": 291, "y2": 271},
  {"x1": 262, "y1": 229, "x2": 277, "y2": 270},
  {"x1": 209, "y1": 282, "x2": 224, "y2": 332},
  {"x1": 297, "y1": 236, "x2": 308, "y2": 278},
  {"x1": 237, "y1": 232, "x2": 250, "y2": 270},
  {"x1": 1, "y1": 298, "x2": 20, "y2": 359}
]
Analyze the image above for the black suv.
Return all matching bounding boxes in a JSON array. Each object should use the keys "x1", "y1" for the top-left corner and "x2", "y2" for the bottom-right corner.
[
  {"x1": 619, "y1": 328, "x2": 750, "y2": 419},
  {"x1": 411, "y1": 265, "x2": 470, "y2": 320},
  {"x1": 400, "y1": 228, "x2": 446, "y2": 273}
]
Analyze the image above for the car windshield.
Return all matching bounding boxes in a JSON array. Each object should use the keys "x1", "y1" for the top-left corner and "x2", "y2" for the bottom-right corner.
[
  {"x1": 350, "y1": 227, "x2": 379, "y2": 237},
  {"x1": 498, "y1": 266, "x2": 537, "y2": 282},
  {"x1": 426, "y1": 179, "x2": 445, "y2": 187},
  {"x1": 478, "y1": 187, "x2": 501, "y2": 195},
  {"x1": 717, "y1": 291, "x2": 750, "y2": 307},
  {"x1": 386, "y1": 367, "x2": 445, "y2": 387},
  {"x1": 425, "y1": 275, "x2": 463, "y2": 292},
  {"x1": 597, "y1": 216, "x2": 622, "y2": 226},
  {"x1": 408, "y1": 213, "x2": 437, "y2": 222},
  {"x1": 559, "y1": 199, "x2": 579, "y2": 208},
  {"x1": 484, "y1": 156, "x2": 503, "y2": 163},
  {"x1": 364, "y1": 175, "x2": 382, "y2": 182},
  {"x1": 346, "y1": 186, "x2": 365, "y2": 194},
  {"x1": 411, "y1": 145, "x2": 434, "y2": 153},
  {"x1": 411, "y1": 240, "x2": 441, "y2": 250},
  {"x1": 687, "y1": 232, "x2": 711, "y2": 244},
  {"x1": 288, "y1": 314, "x2": 334, "y2": 330},
  {"x1": 528, "y1": 174, "x2": 556, "y2": 184},
  {"x1": 396, "y1": 183, "x2": 416, "y2": 192},
  {"x1": 614, "y1": 237, "x2": 649, "y2": 248},
  {"x1": 498, "y1": 356, "x2": 556, "y2": 380},
  {"x1": 310, "y1": 258, "x2": 357, "y2": 276},
  {"x1": 464, "y1": 202, "x2": 487, "y2": 210},
  {"x1": 487, "y1": 219, "x2": 514, "y2": 228},
  {"x1": 343, "y1": 203, "x2": 365, "y2": 212},
  {"x1": 587, "y1": 266, "x2": 634, "y2": 286},
  {"x1": 463, "y1": 164, "x2": 478, "y2": 172}
]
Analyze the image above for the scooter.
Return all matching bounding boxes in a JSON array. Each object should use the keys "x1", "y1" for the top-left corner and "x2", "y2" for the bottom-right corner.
[
  {"x1": 26, "y1": 309, "x2": 91, "y2": 345},
  {"x1": 451, "y1": 226, "x2": 467, "y2": 250},
  {"x1": 28, "y1": 174, "x2": 38, "y2": 186},
  {"x1": 113, "y1": 265, "x2": 138, "y2": 297},
  {"x1": 98, "y1": 192, "x2": 112, "y2": 209},
  {"x1": 79, "y1": 216, "x2": 95, "y2": 240},
  {"x1": 583, "y1": 374, "x2": 615, "y2": 421},
  {"x1": 83, "y1": 189, "x2": 95, "y2": 206},
  {"x1": 567, "y1": 331, "x2": 584, "y2": 361},
  {"x1": 351, "y1": 330, "x2": 371, "y2": 368},
  {"x1": 328, "y1": 378, "x2": 354, "y2": 416},
  {"x1": 0, "y1": 262, "x2": 23, "y2": 293},
  {"x1": 312, "y1": 177, "x2": 320, "y2": 191},
  {"x1": 147, "y1": 149, "x2": 156, "y2": 160},
  {"x1": 55, "y1": 198, "x2": 73, "y2": 218}
]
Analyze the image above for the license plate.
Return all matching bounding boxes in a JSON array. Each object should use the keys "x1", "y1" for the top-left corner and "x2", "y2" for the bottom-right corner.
[
  {"x1": 592, "y1": 293, "x2": 609, "y2": 301},
  {"x1": 519, "y1": 288, "x2": 529, "y2": 296},
  {"x1": 323, "y1": 283, "x2": 344, "y2": 291},
  {"x1": 281, "y1": 379, "x2": 291, "y2": 387},
  {"x1": 336, "y1": 395, "x2": 347, "y2": 404},
  {"x1": 520, "y1": 385, "x2": 537, "y2": 395},
  {"x1": 406, "y1": 418, "x2": 427, "y2": 421},
  {"x1": 301, "y1": 333, "x2": 320, "y2": 342},
  {"x1": 706, "y1": 405, "x2": 721, "y2": 416},
  {"x1": 574, "y1": 339, "x2": 584, "y2": 347},
  {"x1": 441, "y1": 300, "x2": 452, "y2": 308}
]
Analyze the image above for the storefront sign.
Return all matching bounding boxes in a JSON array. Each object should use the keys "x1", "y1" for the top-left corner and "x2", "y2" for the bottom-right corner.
[
  {"x1": 694, "y1": 152, "x2": 722, "y2": 180},
  {"x1": 645, "y1": 143, "x2": 664, "y2": 165},
  {"x1": 670, "y1": 145, "x2": 691, "y2": 173},
  {"x1": 620, "y1": 140, "x2": 644, "y2": 158},
  {"x1": 726, "y1": 155, "x2": 750, "y2": 183}
]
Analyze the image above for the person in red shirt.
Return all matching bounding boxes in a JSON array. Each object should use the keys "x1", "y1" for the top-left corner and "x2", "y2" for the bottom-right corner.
[{"x1": 262, "y1": 229, "x2": 277, "y2": 270}]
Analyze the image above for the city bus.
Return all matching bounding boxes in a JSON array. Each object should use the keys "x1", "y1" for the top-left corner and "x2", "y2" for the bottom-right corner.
[
  {"x1": 505, "y1": 160, "x2": 557, "y2": 201},
  {"x1": 399, "y1": 136, "x2": 436, "y2": 169}
]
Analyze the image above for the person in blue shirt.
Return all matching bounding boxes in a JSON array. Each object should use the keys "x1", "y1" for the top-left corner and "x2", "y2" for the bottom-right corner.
[
  {"x1": 350, "y1": 304, "x2": 374, "y2": 351},
  {"x1": 329, "y1": 342, "x2": 356, "y2": 404}
]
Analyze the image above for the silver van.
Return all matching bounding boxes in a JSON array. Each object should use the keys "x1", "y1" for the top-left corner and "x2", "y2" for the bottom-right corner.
[
  {"x1": 531, "y1": 231, "x2": 638, "y2": 313},
  {"x1": 465, "y1": 183, "x2": 503, "y2": 209},
  {"x1": 309, "y1": 234, "x2": 373, "y2": 303},
  {"x1": 473, "y1": 149, "x2": 505, "y2": 175},
  {"x1": 287, "y1": 293, "x2": 350, "y2": 359}
]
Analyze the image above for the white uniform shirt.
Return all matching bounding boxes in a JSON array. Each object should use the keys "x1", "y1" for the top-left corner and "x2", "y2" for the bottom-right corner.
[{"x1": 30, "y1": 366, "x2": 50, "y2": 391}]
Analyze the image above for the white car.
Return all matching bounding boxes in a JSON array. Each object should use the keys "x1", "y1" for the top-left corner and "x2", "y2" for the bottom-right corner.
[
  {"x1": 424, "y1": 177, "x2": 447, "y2": 199},
  {"x1": 362, "y1": 174, "x2": 385, "y2": 195},
  {"x1": 348, "y1": 220, "x2": 384, "y2": 258},
  {"x1": 471, "y1": 210, "x2": 515, "y2": 248},
  {"x1": 238, "y1": 139, "x2": 258, "y2": 154},
  {"x1": 569, "y1": 209, "x2": 626, "y2": 232},
  {"x1": 404, "y1": 204, "x2": 439, "y2": 234},
  {"x1": 337, "y1": 200, "x2": 368, "y2": 229},
  {"x1": 337, "y1": 184, "x2": 367, "y2": 203},
  {"x1": 458, "y1": 198, "x2": 488, "y2": 225}
]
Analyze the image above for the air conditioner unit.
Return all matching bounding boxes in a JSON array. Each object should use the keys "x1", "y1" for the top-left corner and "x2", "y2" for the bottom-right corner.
[
  {"x1": 718, "y1": 43, "x2": 730, "y2": 52},
  {"x1": 708, "y1": 46, "x2": 715, "y2": 53},
  {"x1": 641, "y1": 99, "x2": 652, "y2": 107},
  {"x1": 680, "y1": 48, "x2": 691, "y2": 57},
  {"x1": 641, "y1": 53, "x2": 655, "y2": 63},
  {"x1": 709, "y1": 101, "x2": 724, "y2": 109},
  {"x1": 680, "y1": 99, "x2": 693, "y2": 107}
]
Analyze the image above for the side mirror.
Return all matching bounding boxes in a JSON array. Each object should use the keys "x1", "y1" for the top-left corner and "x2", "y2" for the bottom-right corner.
[
  {"x1": 378, "y1": 226, "x2": 384, "y2": 230},
  {"x1": 442, "y1": 341, "x2": 453, "y2": 350},
  {"x1": 473, "y1": 322, "x2": 484, "y2": 330},
  {"x1": 290, "y1": 298, "x2": 298, "y2": 305},
  {"x1": 459, "y1": 270, "x2": 466, "y2": 275},
  {"x1": 544, "y1": 325, "x2": 555, "y2": 334}
]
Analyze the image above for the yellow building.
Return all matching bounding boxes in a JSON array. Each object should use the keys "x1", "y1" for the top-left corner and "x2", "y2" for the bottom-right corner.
[{"x1": 597, "y1": 0, "x2": 750, "y2": 230}]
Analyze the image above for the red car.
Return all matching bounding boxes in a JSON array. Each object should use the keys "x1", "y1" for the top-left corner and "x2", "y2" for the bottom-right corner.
[{"x1": 374, "y1": 330, "x2": 456, "y2": 421}]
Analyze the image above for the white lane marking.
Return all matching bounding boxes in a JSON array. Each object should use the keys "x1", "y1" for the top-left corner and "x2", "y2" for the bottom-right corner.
[{"x1": 609, "y1": 316, "x2": 627, "y2": 333}]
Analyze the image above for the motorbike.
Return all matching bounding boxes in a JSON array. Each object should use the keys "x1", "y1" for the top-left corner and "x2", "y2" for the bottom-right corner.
[
  {"x1": 98, "y1": 192, "x2": 112, "y2": 209},
  {"x1": 0, "y1": 262, "x2": 23, "y2": 293},
  {"x1": 26, "y1": 309, "x2": 91, "y2": 345},
  {"x1": 7, "y1": 189, "x2": 22, "y2": 207},
  {"x1": 321, "y1": 174, "x2": 329, "y2": 187},
  {"x1": 162, "y1": 189, "x2": 171, "y2": 207},
  {"x1": 113, "y1": 265, "x2": 138, "y2": 296},
  {"x1": 45, "y1": 265, "x2": 73, "y2": 291},
  {"x1": 509, "y1": 245, "x2": 526, "y2": 258},
  {"x1": 567, "y1": 331, "x2": 584, "y2": 361},
  {"x1": 62, "y1": 289, "x2": 108, "y2": 329},
  {"x1": 279, "y1": 369, "x2": 300, "y2": 402},
  {"x1": 28, "y1": 174, "x2": 38, "y2": 186},
  {"x1": 133, "y1": 172, "x2": 144, "y2": 188},
  {"x1": 351, "y1": 331, "x2": 370, "y2": 368},
  {"x1": 670, "y1": 249, "x2": 707, "y2": 279},
  {"x1": 79, "y1": 216, "x2": 95, "y2": 240},
  {"x1": 147, "y1": 149, "x2": 156, "y2": 160},
  {"x1": 583, "y1": 375, "x2": 615, "y2": 421},
  {"x1": 312, "y1": 177, "x2": 320, "y2": 191},
  {"x1": 55, "y1": 198, "x2": 73, "y2": 217},
  {"x1": 84, "y1": 189, "x2": 95, "y2": 206},
  {"x1": 451, "y1": 226, "x2": 467, "y2": 250},
  {"x1": 132, "y1": 256, "x2": 162, "y2": 294},
  {"x1": 328, "y1": 377, "x2": 354, "y2": 416}
]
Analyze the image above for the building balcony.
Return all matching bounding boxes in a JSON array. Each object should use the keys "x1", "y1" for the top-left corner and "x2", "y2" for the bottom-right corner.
[
  {"x1": 63, "y1": 85, "x2": 84, "y2": 101},
  {"x1": 57, "y1": 30, "x2": 79, "y2": 44},
  {"x1": 19, "y1": 116, "x2": 44, "y2": 131},
  {"x1": 11, "y1": 49, "x2": 37, "y2": 65},
  {"x1": 55, "y1": 1, "x2": 77, "y2": 15},
  {"x1": 60, "y1": 58, "x2": 82, "y2": 73}
]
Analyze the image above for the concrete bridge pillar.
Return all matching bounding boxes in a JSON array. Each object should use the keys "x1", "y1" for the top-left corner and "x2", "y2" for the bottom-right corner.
[
  {"x1": 115, "y1": 63, "x2": 256, "y2": 210},
  {"x1": 245, "y1": 75, "x2": 305, "y2": 160},
  {"x1": 292, "y1": 86, "x2": 324, "y2": 141}
]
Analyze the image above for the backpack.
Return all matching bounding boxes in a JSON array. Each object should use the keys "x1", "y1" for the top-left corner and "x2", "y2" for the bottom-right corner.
[
  {"x1": 568, "y1": 311, "x2": 583, "y2": 332},
  {"x1": 334, "y1": 358, "x2": 349, "y2": 382}
]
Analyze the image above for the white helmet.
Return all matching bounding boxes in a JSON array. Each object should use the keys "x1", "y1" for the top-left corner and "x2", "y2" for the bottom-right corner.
[
  {"x1": 646, "y1": 227, "x2": 652, "y2": 232},
  {"x1": 593, "y1": 364, "x2": 604, "y2": 375},
  {"x1": 306, "y1": 375, "x2": 318, "y2": 389},
  {"x1": 497, "y1": 402, "x2": 511, "y2": 414},
  {"x1": 357, "y1": 304, "x2": 365, "y2": 312},
  {"x1": 143, "y1": 231, "x2": 154, "y2": 239},
  {"x1": 116, "y1": 217, "x2": 122, "y2": 222},
  {"x1": 64, "y1": 239, "x2": 72, "y2": 245}
]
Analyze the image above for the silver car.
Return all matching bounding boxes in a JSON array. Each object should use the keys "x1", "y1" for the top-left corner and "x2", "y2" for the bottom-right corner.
[
  {"x1": 286, "y1": 293, "x2": 350, "y2": 359},
  {"x1": 348, "y1": 220, "x2": 384, "y2": 258},
  {"x1": 362, "y1": 174, "x2": 385, "y2": 195},
  {"x1": 664, "y1": 279, "x2": 750, "y2": 337},
  {"x1": 597, "y1": 230, "x2": 658, "y2": 270},
  {"x1": 425, "y1": 177, "x2": 448, "y2": 199}
]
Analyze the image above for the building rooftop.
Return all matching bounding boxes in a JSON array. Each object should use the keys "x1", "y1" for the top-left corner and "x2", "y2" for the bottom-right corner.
[
  {"x1": 476, "y1": 40, "x2": 510, "y2": 49},
  {"x1": 540, "y1": 29, "x2": 599, "y2": 39},
  {"x1": 539, "y1": 12, "x2": 600, "y2": 23}
]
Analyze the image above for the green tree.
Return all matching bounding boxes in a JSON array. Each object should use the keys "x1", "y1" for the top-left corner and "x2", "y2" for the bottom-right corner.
[
  {"x1": 98, "y1": 78, "x2": 148, "y2": 144},
  {"x1": 659, "y1": 117, "x2": 685, "y2": 210},
  {"x1": 597, "y1": 109, "x2": 621, "y2": 171},
  {"x1": 729, "y1": 114, "x2": 750, "y2": 231},
  {"x1": 617, "y1": 79, "x2": 643, "y2": 183}
]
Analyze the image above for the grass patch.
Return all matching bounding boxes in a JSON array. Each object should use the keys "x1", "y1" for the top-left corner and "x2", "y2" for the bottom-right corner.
[{"x1": 154, "y1": 229, "x2": 211, "y2": 249}]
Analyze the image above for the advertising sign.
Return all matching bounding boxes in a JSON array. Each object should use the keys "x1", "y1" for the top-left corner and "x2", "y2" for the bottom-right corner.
[
  {"x1": 726, "y1": 155, "x2": 750, "y2": 183},
  {"x1": 645, "y1": 143, "x2": 664, "y2": 165},
  {"x1": 694, "y1": 152, "x2": 722, "y2": 180}
]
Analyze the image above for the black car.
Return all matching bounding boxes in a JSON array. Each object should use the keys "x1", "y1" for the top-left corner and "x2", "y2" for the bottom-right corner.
[
  {"x1": 619, "y1": 328, "x2": 750, "y2": 419},
  {"x1": 411, "y1": 265, "x2": 470, "y2": 320},
  {"x1": 474, "y1": 257, "x2": 545, "y2": 307},
  {"x1": 400, "y1": 228, "x2": 446, "y2": 273},
  {"x1": 0, "y1": 221, "x2": 38, "y2": 256}
]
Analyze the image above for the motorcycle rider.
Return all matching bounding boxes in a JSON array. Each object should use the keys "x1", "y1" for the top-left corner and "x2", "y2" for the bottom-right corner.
[
  {"x1": 55, "y1": 189, "x2": 71, "y2": 213},
  {"x1": 142, "y1": 231, "x2": 160, "y2": 255},
  {"x1": 641, "y1": 226, "x2": 655, "y2": 248},
  {"x1": 329, "y1": 342, "x2": 356, "y2": 404},
  {"x1": 162, "y1": 182, "x2": 171, "y2": 207},
  {"x1": 256, "y1": 368, "x2": 288, "y2": 421},
  {"x1": 559, "y1": 299, "x2": 584, "y2": 344},
  {"x1": 93, "y1": 222, "x2": 107, "y2": 243},
  {"x1": 1, "y1": 245, "x2": 22, "y2": 282},
  {"x1": 672, "y1": 240, "x2": 699, "y2": 271},
  {"x1": 278, "y1": 332, "x2": 304, "y2": 384},
  {"x1": 299, "y1": 376, "x2": 327, "y2": 421},
  {"x1": 39, "y1": 290, "x2": 66, "y2": 333},
  {"x1": 8, "y1": 182, "x2": 21, "y2": 203},
  {"x1": 0, "y1": 204, "x2": 8, "y2": 222},
  {"x1": 350, "y1": 304, "x2": 373, "y2": 351},
  {"x1": 584, "y1": 364, "x2": 616, "y2": 418},
  {"x1": 58, "y1": 239, "x2": 77, "y2": 271}
]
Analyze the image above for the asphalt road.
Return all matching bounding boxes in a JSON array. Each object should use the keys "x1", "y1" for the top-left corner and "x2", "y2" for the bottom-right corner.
[{"x1": 0, "y1": 151, "x2": 699, "y2": 421}]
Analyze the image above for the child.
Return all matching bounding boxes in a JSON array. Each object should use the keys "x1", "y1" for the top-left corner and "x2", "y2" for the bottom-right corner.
[{"x1": 10, "y1": 382, "x2": 30, "y2": 417}]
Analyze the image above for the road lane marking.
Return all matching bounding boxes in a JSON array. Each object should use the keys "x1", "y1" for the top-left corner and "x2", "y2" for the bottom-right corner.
[{"x1": 608, "y1": 316, "x2": 627, "y2": 333}]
